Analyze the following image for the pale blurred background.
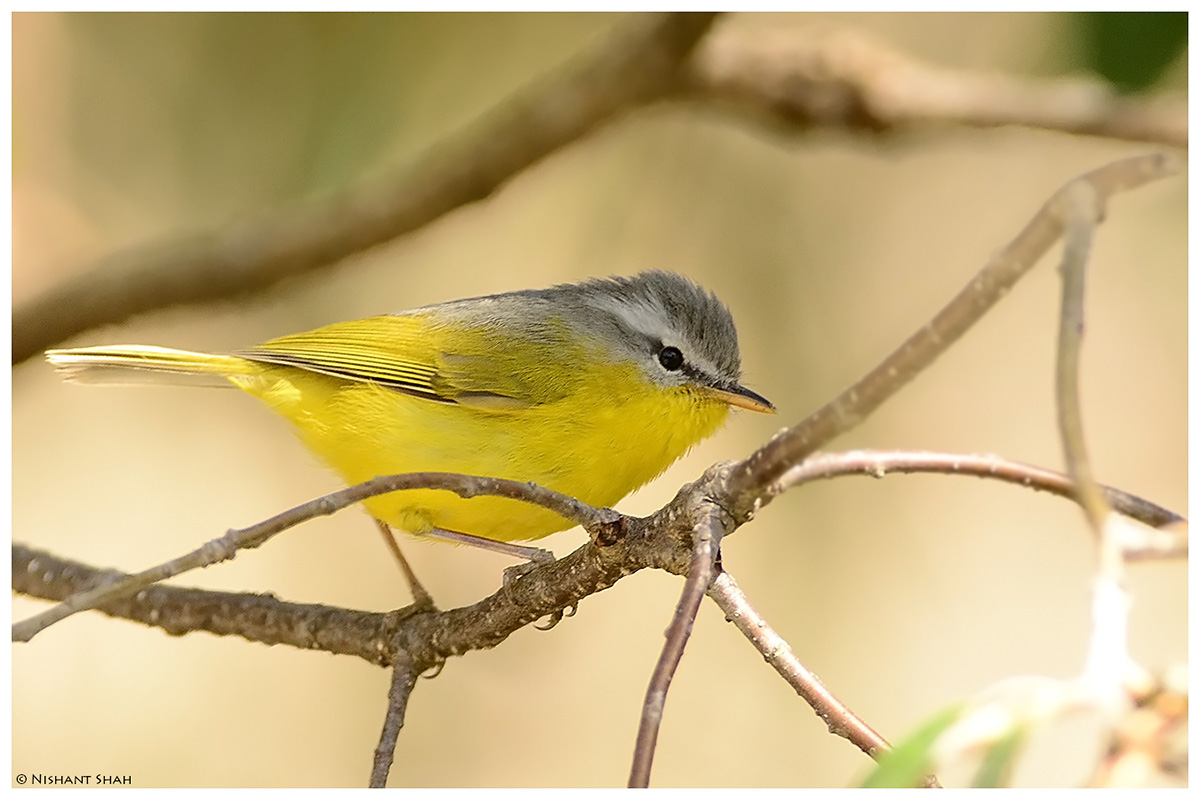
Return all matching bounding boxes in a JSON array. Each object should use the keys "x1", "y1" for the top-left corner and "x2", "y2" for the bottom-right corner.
[{"x1": 12, "y1": 12, "x2": 1186, "y2": 788}]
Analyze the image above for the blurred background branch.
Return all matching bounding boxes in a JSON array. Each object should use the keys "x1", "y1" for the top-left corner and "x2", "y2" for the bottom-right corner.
[{"x1": 688, "y1": 28, "x2": 1185, "y2": 146}]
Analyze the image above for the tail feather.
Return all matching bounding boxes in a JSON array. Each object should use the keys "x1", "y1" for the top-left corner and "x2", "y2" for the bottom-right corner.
[{"x1": 45, "y1": 345, "x2": 253, "y2": 388}]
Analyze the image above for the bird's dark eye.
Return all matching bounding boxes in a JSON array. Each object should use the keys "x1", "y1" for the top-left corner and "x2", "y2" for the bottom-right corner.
[{"x1": 658, "y1": 346, "x2": 684, "y2": 371}]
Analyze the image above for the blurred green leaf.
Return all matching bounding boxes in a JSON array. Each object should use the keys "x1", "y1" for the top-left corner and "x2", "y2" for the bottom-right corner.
[
  {"x1": 1075, "y1": 12, "x2": 1187, "y2": 91},
  {"x1": 971, "y1": 725, "x2": 1027, "y2": 788},
  {"x1": 860, "y1": 703, "x2": 963, "y2": 788}
]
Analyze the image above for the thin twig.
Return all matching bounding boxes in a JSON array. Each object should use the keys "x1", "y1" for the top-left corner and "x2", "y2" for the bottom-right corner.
[
  {"x1": 1054, "y1": 181, "x2": 1111, "y2": 533},
  {"x1": 12, "y1": 12, "x2": 719, "y2": 364},
  {"x1": 767, "y1": 450, "x2": 1185, "y2": 558},
  {"x1": 370, "y1": 654, "x2": 419, "y2": 788},
  {"x1": 628, "y1": 504, "x2": 724, "y2": 788},
  {"x1": 708, "y1": 571, "x2": 944, "y2": 786},
  {"x1": 708, "y1": 570, "x2": 888, "y2": 754},
  {"x1": 12, "y1": 471, "x2": 617, "y2": 642},
  {"x1": 725, "y1": 153, "x2": 1181, "y2": 520}
]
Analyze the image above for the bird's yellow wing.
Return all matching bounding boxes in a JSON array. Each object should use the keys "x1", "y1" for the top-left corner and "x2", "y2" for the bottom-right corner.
[{"x1": 237, "y1": 313, "x2": 580, "y2": 409}]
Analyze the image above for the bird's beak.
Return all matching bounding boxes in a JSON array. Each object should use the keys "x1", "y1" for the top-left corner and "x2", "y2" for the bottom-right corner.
[{"x1": 703, "y1": 383, "x2": 775, "y2": 414}]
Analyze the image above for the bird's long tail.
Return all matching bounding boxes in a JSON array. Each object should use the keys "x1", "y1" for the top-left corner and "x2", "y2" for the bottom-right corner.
[{"x1": 45, "y1": 345, "x2": 255, "y2": 388}]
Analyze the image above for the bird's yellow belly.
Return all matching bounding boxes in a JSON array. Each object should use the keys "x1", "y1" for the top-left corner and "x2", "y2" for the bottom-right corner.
[{"x1": 233, "y1": 365, "x2": 729, "y2": 543}]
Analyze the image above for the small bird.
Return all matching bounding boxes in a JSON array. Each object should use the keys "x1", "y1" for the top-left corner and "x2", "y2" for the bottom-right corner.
[{"x1": 46, "y1": 271, "x2": 773, "y2": 568}]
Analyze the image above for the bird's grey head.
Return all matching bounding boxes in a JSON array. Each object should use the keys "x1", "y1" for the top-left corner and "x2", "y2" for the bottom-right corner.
[
  {"x1": 543, "y1": 272, "x2": 774, "y2": 415},
  {"x1": 564, "y1": 271, "x2": 742, "y2": 388}
]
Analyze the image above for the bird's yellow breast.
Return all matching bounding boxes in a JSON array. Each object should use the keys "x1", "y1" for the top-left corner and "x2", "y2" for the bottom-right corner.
[{"x1": 232, "y1": 357, "x2": 730, "y2": 543}]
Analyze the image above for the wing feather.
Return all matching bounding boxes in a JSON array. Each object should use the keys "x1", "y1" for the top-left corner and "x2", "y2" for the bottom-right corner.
[{"x1": 237, "y1": 313, "x2": 582, "y2": 408}]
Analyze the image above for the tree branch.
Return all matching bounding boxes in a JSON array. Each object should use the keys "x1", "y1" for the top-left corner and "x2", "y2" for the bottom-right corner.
[
  {"x1": 12, "y1": 471, "x2": 622, "y2": 643},
  {"x1": 11, "y1": 460, "x2": 718, "y2": 670},
  {"x1": 13, "y1": 542, "x2": 405, "y2": 662}
]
